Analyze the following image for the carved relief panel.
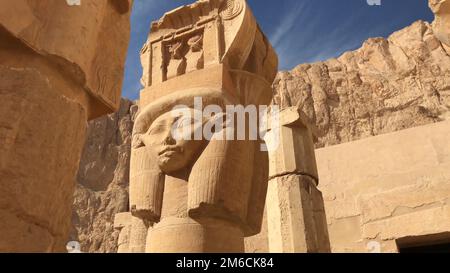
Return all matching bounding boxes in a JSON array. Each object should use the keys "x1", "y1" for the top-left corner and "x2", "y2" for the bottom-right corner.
[{"x1": 164, "y1": 32, "x2": 205, "y2": 81}]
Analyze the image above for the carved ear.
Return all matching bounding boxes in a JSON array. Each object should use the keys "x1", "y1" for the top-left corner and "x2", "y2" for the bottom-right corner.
[
  {"x1": 109, "y1": 0, "x2": 131, "y2": 14},
  {"x1": 188, "y1": 139, "x2": 255, "y2": 229}
]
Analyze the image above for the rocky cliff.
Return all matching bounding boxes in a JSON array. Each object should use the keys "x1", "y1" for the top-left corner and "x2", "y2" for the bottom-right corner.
[
  {"x1": 72, "y1": 1, "x2": 450, "y2": 252},
  {"x1": 273, "y1": 19, "x2": 450, "y2": 148},
  {"x1": 70, "y1": 99, "x2": 138, "y2": 253}
]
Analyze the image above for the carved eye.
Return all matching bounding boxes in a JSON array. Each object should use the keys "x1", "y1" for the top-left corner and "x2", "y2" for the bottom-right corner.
[{"x1": 148, "y1": 124, "x2": 166, "y2": 135}]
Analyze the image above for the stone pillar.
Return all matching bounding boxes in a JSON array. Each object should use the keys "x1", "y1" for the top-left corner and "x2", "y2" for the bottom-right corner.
[
  {"x1": 128, "y1": 216, "x2": 150, "y2": 253},
  {"x1": 0, "y1": 0, "x2": 132, "y2": 252},
  {"x1": 114, "y1": 212, "x2": 132, "y2": 253},
  {"x1": 119, "y1": 0, "x2": 279, "y2": 253},
  {"x1": 265, "y1": 107, "x2": 331, "y2": 253},
  {"x1": 146, "y1": 218, "x2": 245, "y2": 253}
]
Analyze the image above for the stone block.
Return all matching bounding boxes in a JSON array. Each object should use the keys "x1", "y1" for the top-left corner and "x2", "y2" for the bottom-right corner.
[{"x1": 266, "y1": 107, "x2": 319, "y2": 180}]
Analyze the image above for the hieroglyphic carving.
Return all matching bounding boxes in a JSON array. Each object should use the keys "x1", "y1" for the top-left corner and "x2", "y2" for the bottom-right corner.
[
  {"x1": 164, "y1": 34, "x2": 205, "y2": 80},
  {"x1": 139, "y1": 0, "x2": 276, "y2": 93}
]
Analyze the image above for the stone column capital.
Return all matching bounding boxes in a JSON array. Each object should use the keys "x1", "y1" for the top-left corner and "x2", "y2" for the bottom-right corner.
[{"x1": 265, "y1": 107, "x2": 319, "y2": 183}]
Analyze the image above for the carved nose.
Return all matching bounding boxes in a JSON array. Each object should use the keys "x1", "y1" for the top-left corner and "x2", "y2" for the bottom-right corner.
[{"x1": 163, "y1": 134, "x2": 176, "y2": 145}]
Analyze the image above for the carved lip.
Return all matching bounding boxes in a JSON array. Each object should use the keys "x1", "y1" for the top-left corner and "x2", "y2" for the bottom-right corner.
[{"x1": 158, "y1": 146, "x2": 181, "y2": 156}]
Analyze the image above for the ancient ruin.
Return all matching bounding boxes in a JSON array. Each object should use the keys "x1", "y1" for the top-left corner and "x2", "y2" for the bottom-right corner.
[
  {"x1": 114, "y1": 0, "x2": 279, "y2": 253},
  {"x1": 83, "y1": 0, "x2": 450, "y2": 253},
  {"x1": 264, "y1": 107, "x2": 330, "y2": 253},
  {"x1": 1, "y1": 0, "x2": 450, "y2": 254},
  {"x1": 0, "y1": 0, "x2": 131, "y2": 252}
]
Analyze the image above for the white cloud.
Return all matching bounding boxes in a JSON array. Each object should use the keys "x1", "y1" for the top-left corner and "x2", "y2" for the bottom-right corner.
[
  {"x1": 269, "y1": 1, "x2": 309, "y2": 49},
  {"x1": 270, "y1": 2, "x2": 398, "y2": 69}
]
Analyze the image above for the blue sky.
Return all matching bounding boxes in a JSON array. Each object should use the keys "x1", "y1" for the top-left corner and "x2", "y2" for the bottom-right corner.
[{"x1": 122, "y1": 0, "x2": 434, "y2": 100}]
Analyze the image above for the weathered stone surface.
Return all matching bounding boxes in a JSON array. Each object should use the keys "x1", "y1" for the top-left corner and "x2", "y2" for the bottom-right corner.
[
  {"x1": 0, "y1": 30, "x2": 88, "y2": 252},
  {"x1": 0, "y1": 1, "x2": 131, "y2": 252},
  {"x1": 244, "y1": 209, "x2": 270, "y2": 253},
  {"x1": 125, "y1": 0, "x2": 277, "y2": 253},
  {"x1": 273, "y1": 20, "x2": 450, "y2": 148},
  {"x1": 114, "y1": 212, "x2": 132, "y2": 253},
  {"x1": 244, "y1": 2, "x2": 450, "y2": 253},
  {"x1": 359, "y1": 174, "x2": 450, "y2": 225},
  {"x1": 430, "y1": 0, "x2": 450, "y2": 53},
  {"x1": 266, "y1": 175, "x2": 330, "y2": 253},
  {"x1": 0, "y1": 0, "x2": 132, "y2": 116},
  {"x1": 73, "y1": 1, "x2": 450, "y2": 253},
  {"x1": 316, "y1": 120, "x2": 450, "y2": 252},
  {"x1": 266, "y1": 108, "x2": 319, "y2": 180},
  {"x1": 246, "y1": 120, "x2": 450, "y2": 253},
  {"x1": 261, "y1": 107, "x2": 330, "y2": 253},
  {"x1": 71, "y1": 99, "x2": 137, "y2": 253},
  {"x1": 363, "y1": 205, "x2": 450, "y2": 244}
]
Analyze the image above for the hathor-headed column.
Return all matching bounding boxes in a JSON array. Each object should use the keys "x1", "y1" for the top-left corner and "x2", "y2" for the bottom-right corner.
[
  {"x1": 0, "y1": 0, "x2": 132, "y2": 252},
  {"x1": 265, "y1": 107, "x2": 331, "y2": 253},
  {"x1": 121, "y1": 0, "x2": 278, "y2": 253}
]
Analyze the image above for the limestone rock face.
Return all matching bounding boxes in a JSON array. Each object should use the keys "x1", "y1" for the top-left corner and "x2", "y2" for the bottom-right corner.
[
  {"x1": 71, "y1": 99, "x2": 138, "y2": 253},
  {"x1": 273, "y1": 20, "x2": 450, "y2": 148}
]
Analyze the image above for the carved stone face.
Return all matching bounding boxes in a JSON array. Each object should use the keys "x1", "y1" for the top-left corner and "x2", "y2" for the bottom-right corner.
[{"x1": 141, "y1": 109, "x2": 205, "y2": 174}]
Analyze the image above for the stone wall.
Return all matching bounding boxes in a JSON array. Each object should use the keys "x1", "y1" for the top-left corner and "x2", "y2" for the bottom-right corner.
[
  {"x1": 246, "y1": 120, "x2": 450, "y2": 253},
  {"x1": 317, "y1": 120, "x2": 450, "y2": 252}
]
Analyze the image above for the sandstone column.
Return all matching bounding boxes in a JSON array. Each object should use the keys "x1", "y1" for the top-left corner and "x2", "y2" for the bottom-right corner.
[
  {"x1": 114, "y1": 212, "x2": 132, "y2": 253},
  {"x1": 119, "y1": 0, "x2": 278, "y2": 253},
  {"x1": 0, "y1": 0, "x2": 132, "y2": 252},
  {"x1": 265, "y1": 107, "x2": 331, "y2": 253}
]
